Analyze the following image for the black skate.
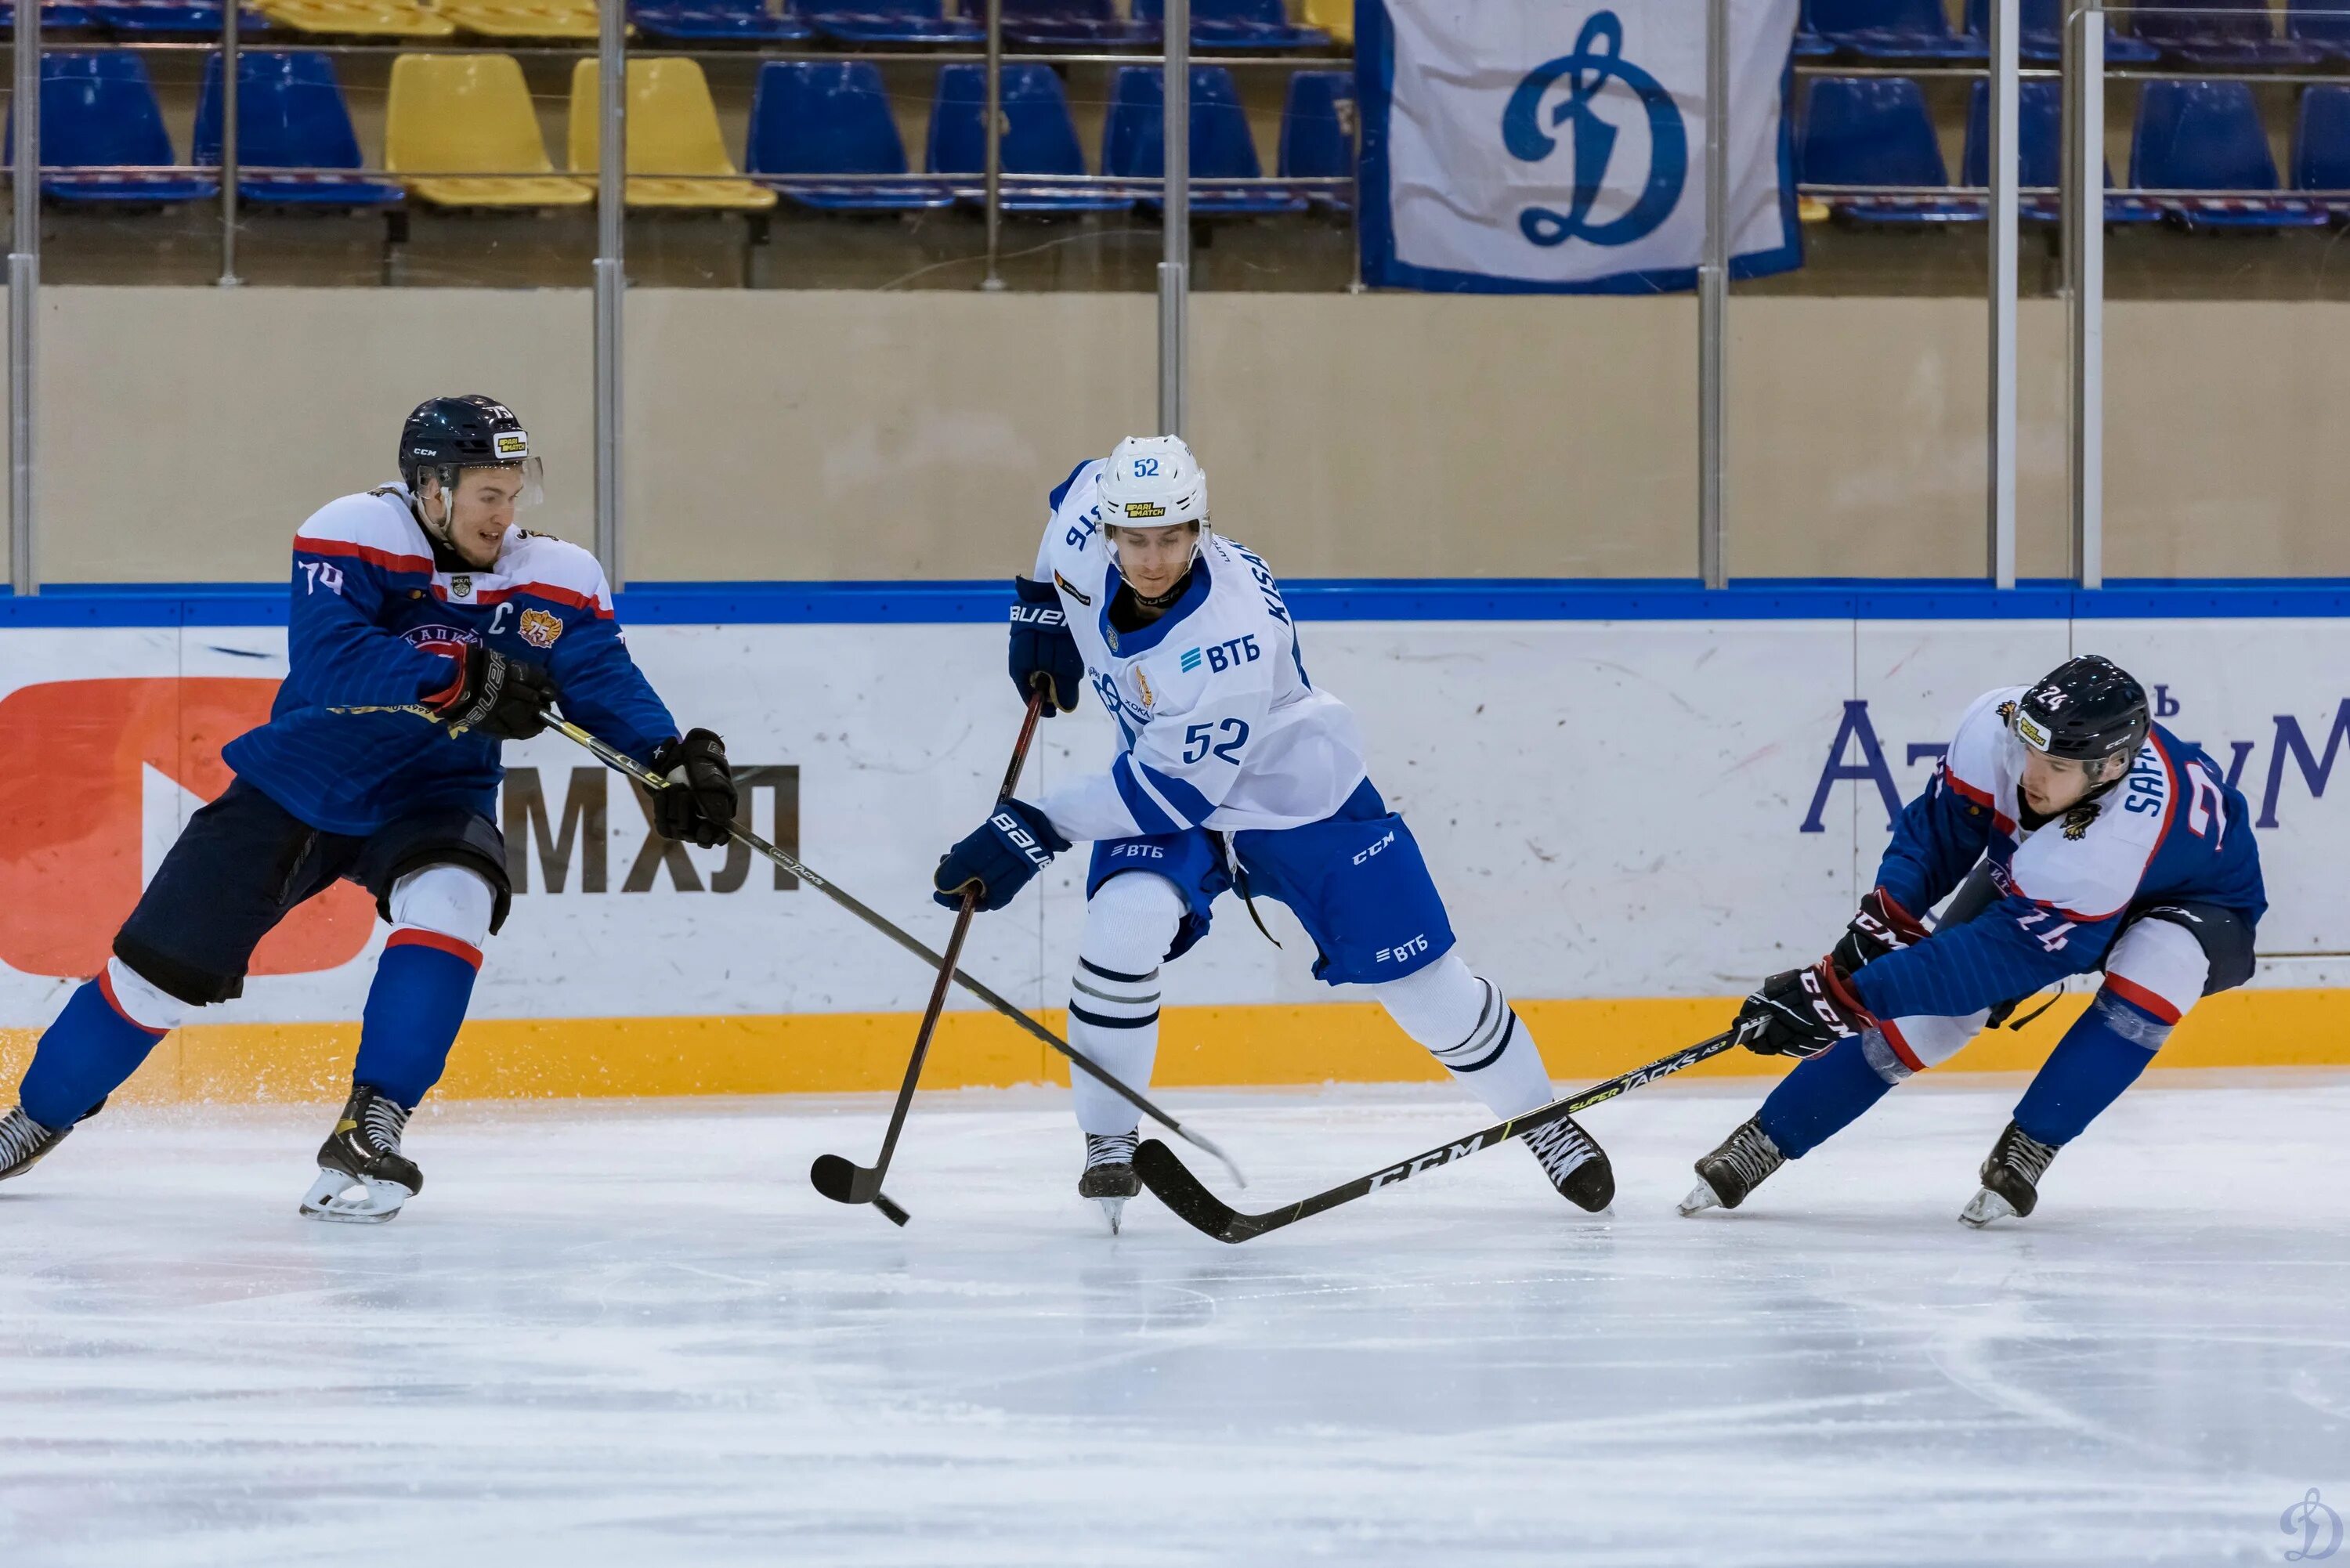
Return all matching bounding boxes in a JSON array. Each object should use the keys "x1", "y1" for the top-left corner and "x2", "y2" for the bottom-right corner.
[
  {"x1": 0, "y1": 1104, "x2": 76, "y2": 1184},
  {"x1": 1961, "y1": 1120, "x2": 2058, "y2": 1228},
  {"x1": 300, "y1": 1086, "x2": 421, "y2": 1225},
  {"x1": 1522, "y1": 1115, "x2": 1614, "y2": 1212},
  {"x1": 1680, "y1": 1115, "x2": 1785, "y2": 1215},
  {"x1": 1079, "y1": 1133, "x2": 1141, "y2": 1234}
]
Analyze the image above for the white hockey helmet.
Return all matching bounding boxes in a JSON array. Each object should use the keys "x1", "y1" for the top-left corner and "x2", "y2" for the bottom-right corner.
[{"x1": 1097, "y1": 434, "x2": 1209, "y2": 534}]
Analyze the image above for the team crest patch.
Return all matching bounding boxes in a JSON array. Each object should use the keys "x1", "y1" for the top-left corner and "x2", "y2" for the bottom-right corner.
[
  {"x1": 448, "y1": 574, "x2": 473, "y2": 599},
  {"x1": 519, "y1": 608, "x2": 564, "y2": 649},
  {"x1": 1135, "y1": 668, "x2": 1155, "y2": 710},
  {"x1": 2063, "y1": 802, "x2": 2099, "y2": 840}
]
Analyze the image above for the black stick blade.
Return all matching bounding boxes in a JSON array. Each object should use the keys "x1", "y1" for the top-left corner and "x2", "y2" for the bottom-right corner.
[
  {"x1": 1135, "y1": 1140, "x2": 1249, "y2": 1244},
  {"x1": 809, "y1": 1153, "x2": 875, "y2": 1206},
  {"x1": 872, "y1": 1193, "x2": 912, "y2": 1227}
]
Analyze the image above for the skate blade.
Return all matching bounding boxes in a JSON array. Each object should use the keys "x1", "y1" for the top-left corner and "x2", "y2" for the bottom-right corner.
[
  {"x1": 1958, "y1": 1187, "x2": 2016, "y2": 1229},
  {"x1": 1094, "y1": 1195, "x2": 1127, "y2": 1236},
  {"x1": 1677, "y1": 1180, "x2": 1723, "y2": 1217},
  {"x1": 298, "y1": 1169, "x2": 413, "y2": 1225}
]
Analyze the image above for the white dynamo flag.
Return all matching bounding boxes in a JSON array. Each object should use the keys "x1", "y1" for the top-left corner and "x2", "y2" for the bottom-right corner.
[{"x1": 1361, "y1": 0, "x2": 1802, "y2": 293}]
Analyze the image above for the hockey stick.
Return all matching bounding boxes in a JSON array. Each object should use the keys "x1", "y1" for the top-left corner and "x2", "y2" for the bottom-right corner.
[
  {"x1": 808, "y1": 688, "x2": 1045, "y2": 1223},
  {"x1": 1133, "y1": 1029, "x2": 1739, "y2": 1245},
  {"x1": 328, "y1": 700, "x2": 1248, "y2": 1192}
]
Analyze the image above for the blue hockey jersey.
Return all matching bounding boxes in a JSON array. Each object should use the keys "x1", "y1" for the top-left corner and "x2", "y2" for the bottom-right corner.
[
  {"x1": 1852, "y1": 685, "x2": 2265, "y2": 1022},
  {"x1": 222, "y1": 485, "x2": 677, "y2": 836}
]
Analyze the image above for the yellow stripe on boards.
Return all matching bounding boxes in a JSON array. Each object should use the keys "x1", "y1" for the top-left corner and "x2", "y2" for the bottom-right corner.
[{"x1": 3, "y1": 988, "x2": 2347, "y2": 1105}]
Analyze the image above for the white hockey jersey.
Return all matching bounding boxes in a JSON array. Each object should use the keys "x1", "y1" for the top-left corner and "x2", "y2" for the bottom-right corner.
[{"x1": 1032, "y1": 460, "x2": 1367, "y2": 843}]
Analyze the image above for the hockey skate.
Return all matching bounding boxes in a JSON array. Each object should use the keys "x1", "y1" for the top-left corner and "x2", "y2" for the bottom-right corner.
[
  {"x1": 300, "y1": 1086, "x2": 421, "y2": 1224},
  {"x1": 1522, "y1": 1115, "x2": 1614, "y2": 1212},
  {"x1": 1079, "y1": 1132, "x2": 1141, "y2": 1234},
  {"x1": 1679, "y1": 1115, "x2": 1785, "y2": 1215},
  {"x1": 0, "y1": 1104, "x2": 78, "y2": 1185},
  {"x1": 1960, "y1": 1120, "x2": 2057, "y2": 1228}
]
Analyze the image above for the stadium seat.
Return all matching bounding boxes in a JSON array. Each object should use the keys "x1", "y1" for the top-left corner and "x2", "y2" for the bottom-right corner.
[
  {"x1": 2292, "y1": 84, "x2": 2350, "y2": 212},
  {"x1": 568, "y1": 58, "x2": 776, "y2": 211},
  {"x1": 1960, "y1": 77, "x2": 2158, "y2": 225},
  {"x1": 193, "y1": 51, "x2": 404, "y2": 207},
  {"x1": 631, "y1": 0, "x2": 810, "y2": 41},
  {"x1": 2131, "y1": 78, "x2": 2329, "y2": 229},
  {"x1": 2287, "y1": 0, "x2": 2350, "y2": 60},
  {"x1": 745, "y1": 60, "x2": 953, "y2": 211},
  {"x1": 927, "y1": 63, "x2": 1132, "y2": 212},
  {"x1": 1799, "y1": 76, "x2": 1981, "y2": 224},
  {"x1": 1959, "y1": 0, "x2": 2157, "y2": 63},
  {"x1": 2, "y1": 52, "x2": 218, "y2": 204},
  {"x1": 1807, "y1": 0, "x2": 1984, "y2": 60},
  {"x1": 385, "y1": 53, "x2": 592, "y2": 208},
  {"x1": 90, "y1": 0, "x2": 267, "y2": 34},
  {"x1": 1278, "y1": 68, "x2": 1353, "y2": 211},
  {"x1": 955, "y1": 0, "x2": 1154, "y2": 45},
  {"x1": 438, "y1": 0, "x2": 601, "y2": 36},
  {"x1": 2132, "y1": 0, "x2": 2324, "y2": 65},
  {"x1": 806, "y1": 0, "x2": 981, "y2": 43},
  {"x1": 0, "y1": 1, "x2": 99, "y2": 29},
  {"x1": 251, "y1": 0, "x2": 454, "y2": 36},
  {"x1": 1131, "y1": 0, "x2": 1328, "y2": 50},
  {"x1": 1299, "y1": 0, "x2": 1346, "y2": 45},
  {"x1": 1105, "y1": 64, "x2": 1306, "y2": 215},
  {"x1": 1100, "y1": 63, "x2": 1307, "y2": 215}
]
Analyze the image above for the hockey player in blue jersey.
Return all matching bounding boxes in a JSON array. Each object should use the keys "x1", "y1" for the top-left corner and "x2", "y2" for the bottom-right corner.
[
  {"x1": 929, "y1": 435, "x2": 1613, "y2": 1230},
  {"x1": 0, "y1": 396, "x2": 737, "y2": 1222},
  {"x1": 1681, "y1": 655, "x2": 2265, "y2": 1226}
]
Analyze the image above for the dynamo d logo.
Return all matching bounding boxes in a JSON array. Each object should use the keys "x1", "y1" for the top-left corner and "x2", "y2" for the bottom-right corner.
[{"x1": 1501, "y1": 10, "x2": 1688, "y2": 249}]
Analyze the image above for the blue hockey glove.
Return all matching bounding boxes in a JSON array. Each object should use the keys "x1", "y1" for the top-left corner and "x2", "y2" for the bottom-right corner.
[
  {"x1": 1009, "y1": 576, "x2": 1083, "y2": 716},
  {"x1": 934, "y1": 798, "x2": 1072, "y2": 912}
]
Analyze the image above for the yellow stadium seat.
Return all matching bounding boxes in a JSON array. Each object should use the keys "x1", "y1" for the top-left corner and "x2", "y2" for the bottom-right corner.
[
  {"x1": 254, "y1": 0, "x2": 454, "y2": 37},
  {"x1": 1302, "y1": 0, "x2": 1350, "y2": 45},
  {"x1": 439, "y1": 0, "x2": 602, "y2": 37},
  {"x1": 385, "y1": 54, "x2": 593, "y2": 208},
  {"x1": 567, "y1": 59, "x2": 778, "y2": 212}
]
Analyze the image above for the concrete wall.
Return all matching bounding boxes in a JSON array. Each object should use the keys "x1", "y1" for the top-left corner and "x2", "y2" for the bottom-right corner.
[{"x1": 10, "y1": 285, "x2": 2347, "y2": 583}]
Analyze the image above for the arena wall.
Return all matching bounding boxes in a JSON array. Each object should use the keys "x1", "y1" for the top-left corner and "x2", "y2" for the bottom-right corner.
[
  {"x1": 16, "y1": 286, "x2": 2350, "y2": 583},
  {"x1": 2, "y1": 605, "x2": 2345, "y2": 1100}
]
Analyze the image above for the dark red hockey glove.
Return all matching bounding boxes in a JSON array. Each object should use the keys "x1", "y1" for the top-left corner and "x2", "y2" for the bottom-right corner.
[
  {"x1": 1733, "y1": 958, "x2": 1878, "y2": 1060},
  {"x1": 1830, "y1": 887, "x2": 1929, "y2": 974}
]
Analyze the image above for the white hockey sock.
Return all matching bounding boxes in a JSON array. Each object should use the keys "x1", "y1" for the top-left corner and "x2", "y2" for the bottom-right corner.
[
  {"x1": 1068, "y1": 873, "x2": 1187, "y2": 1138},
  {"x1": 1375, "y1": 952, "x2": 1556, "y2": 1119}
]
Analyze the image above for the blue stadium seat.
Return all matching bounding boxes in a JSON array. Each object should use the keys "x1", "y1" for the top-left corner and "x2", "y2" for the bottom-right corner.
[
  {"x1": 1800, "y1": 76, "x2": 1982, "y2": 223},
  {"x1": 807, "y1": 0, "x2": 980, "y2": 42},
  {"x1": 3, "y1": 52, "x2": 216, "y2": 204},
  {"x1": 0, "y1": 2, "x2": 99, "y2": 29},
  {"x1": 1104, "y1": 63, "x2": 1307, "y2": 215},
  {"x1": 2292, "y1": 85, "x2": 2350, "y2": 213},
  {"x1": 958, "y1": 0, "x2": 1154, "y2": 45},
  {"x1": 2287, "y1": 0, "x2": 2350, "y2": 60},
  {"x1": 1807, "y1": 0, "x2": 1984, "y2": 60},
  {"x1": 632, "y1": 0, "x2": 812, "y2": 42},
  {"x1": 2133, "y1": 0, "x2": 2324, "y2": 65},
  {"x1": 1278, "y1": 68, "x2": 1353, "y2": 211},
  {"x1": 1961, "y1": 77, "x2": 2158, "y2": 225},
  {"x1": 927, "y1": 63, "x2": 1131, "y2": 213},
  {"x1": 192, "y1": 52, "x2": 403, "y2": 208},
  {"x1": 2131, "y1": 78, "x2": 2329, "y2": 229},
  {"x1": 1132, "y1": 0, "x2": 1327, "y2": 50},
  {"x1": 1961, "y1": 0, "x2": 2157, "y2": 63},
  {"x1": 91, "y1": 0, "x2": 266, "y2": 34},
  {"x1": 745, "y1": 60, "x2": 952, "y2": 211}
]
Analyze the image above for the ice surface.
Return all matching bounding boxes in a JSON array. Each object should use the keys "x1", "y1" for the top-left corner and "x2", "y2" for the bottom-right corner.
[{"x1": 2, "y1": 1075, "x2": 2345, "y2": 1567}]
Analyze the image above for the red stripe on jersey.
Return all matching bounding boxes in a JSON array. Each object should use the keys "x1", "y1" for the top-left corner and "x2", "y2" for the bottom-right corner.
[
  {"x1": 98, "y1": 966, "x2": 170, "y2": 1039},
  {"x1": 2102, "y1": 973, "x2": 2182, "y2": 1025},
  {"x1": 296, "y1": 536, "x2": 433, "y2": 576},
  {"x1": 1943, "y1": 768, "x2": 2017, "y2": 836},
  {"x1": 386, "y1": 927, "x2": 484, "y2": 970},
  {"x1": 1878, "y1": 1017, "x2": 1928, "y2": 1074}
]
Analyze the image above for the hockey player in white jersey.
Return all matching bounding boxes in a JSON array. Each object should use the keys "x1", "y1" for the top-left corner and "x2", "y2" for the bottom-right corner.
[{"x1": 930, "y1": 435, "x2": 1612, "y2": 1230}]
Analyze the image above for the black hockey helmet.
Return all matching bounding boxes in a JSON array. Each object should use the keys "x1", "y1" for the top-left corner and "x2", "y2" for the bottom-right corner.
[
  {"x1": 2013, "y1": 655, "x2": 2149, "y2": 764},
  {"x1": 398, "y1": 395, "x2": 541, "y2": 507}
]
